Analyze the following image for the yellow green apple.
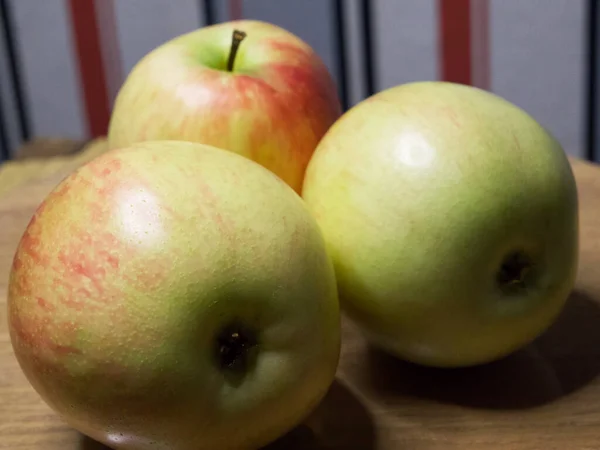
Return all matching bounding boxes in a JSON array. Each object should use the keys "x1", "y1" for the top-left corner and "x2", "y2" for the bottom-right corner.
[
  {"x1": 107, "y1": 20, "x2": 342, "y2": 194},
  {"x1": 302, "y1": 81, "x2": 578, "y2": 368},
  {"x1": 8, "y1": 141, "x2": 341, "y2": 449}
]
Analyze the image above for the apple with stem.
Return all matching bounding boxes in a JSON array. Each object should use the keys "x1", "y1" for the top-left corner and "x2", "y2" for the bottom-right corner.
[
  {"x1": 108, "y1": 20, "x2": 342, "y2": 194},
  {"x1": 8, "y1": 141, "x2": 341, "y2": 449},
  {"x1": 302, "y1": 81, "x2": 579, "y2": 368}
]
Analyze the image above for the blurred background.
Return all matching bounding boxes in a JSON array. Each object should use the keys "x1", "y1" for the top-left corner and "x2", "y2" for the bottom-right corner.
[{"x1": 0, "y1": 0, "x2": 597, "y2": 162}]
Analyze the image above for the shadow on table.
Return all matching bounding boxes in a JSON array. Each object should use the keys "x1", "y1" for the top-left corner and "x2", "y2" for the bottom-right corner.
[
  {"x1": 78, "y1": 379, "x2": 375, "y2": 450},
  {"x1": 79, "y1": 435, "x2": 109, "y2": 449},
  {"x1": 363, "y1": 289, "x2": 600, "y2": 410},
  {"x1": 265, "y1": 378, "x2": 376, "y2": 449}
]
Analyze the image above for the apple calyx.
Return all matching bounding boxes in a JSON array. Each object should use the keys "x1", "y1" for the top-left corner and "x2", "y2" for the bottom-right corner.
[
  {"x1": 227, "y1": 29, "x2": 247, "y2": 72},
  {"x1": 215, "y1": 322, "x2": 258, "y2": 372},
  {"x1": 497, "y1": 251, "x2": 533, "y2": 292}
]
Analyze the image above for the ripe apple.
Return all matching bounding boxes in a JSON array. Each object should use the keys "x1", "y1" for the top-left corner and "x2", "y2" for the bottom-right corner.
[
  {"x1": 107, "y1": 20, "x2": 342, "y2": 194},
  {"x1": 8, "y1": 141, "x2": 341, "y2": 449},
  {"x1": 302, "y1": 81, "x2": 579, "y2": 368}
]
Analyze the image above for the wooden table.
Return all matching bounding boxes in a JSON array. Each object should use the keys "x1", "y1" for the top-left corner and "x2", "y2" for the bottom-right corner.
[{"x1": 2, "y1": 142, "x2": 600, "y2": 449}]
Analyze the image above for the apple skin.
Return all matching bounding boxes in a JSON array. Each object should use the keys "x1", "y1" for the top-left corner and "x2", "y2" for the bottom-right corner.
[
  {"x1": 8, "y1": 141, "x2": 341, "y2": 449},
  {"x1": 107, "y1": 20, "x2": 342, "y2": 194},
  {"x1": 302, "y1": 81, "x2": 579, "y2": 368}
]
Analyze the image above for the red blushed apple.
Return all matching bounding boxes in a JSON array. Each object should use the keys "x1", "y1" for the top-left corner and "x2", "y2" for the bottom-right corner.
[
  {"x1": 108, "y1": 20, "x2": 343, "y2": 194},
  {"x1": 8, "y1": 141, "x2": 340, "y2": 450}
]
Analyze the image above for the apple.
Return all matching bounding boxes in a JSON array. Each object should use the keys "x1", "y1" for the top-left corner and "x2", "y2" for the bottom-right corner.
[
  {"x1": 8, "y1": 141, "x2": 341, "y2": 449},
  {"x1": 107, "y1": 20, "x2": 342, "y2": 194},
  {"x1": 302, "y1": 81, "x2": 579, "y2": 368}
]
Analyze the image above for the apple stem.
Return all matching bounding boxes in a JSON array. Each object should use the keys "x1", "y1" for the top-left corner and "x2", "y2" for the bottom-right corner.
[{"x1": 227, "y1": 29, "x2": 247, "y2": 72}]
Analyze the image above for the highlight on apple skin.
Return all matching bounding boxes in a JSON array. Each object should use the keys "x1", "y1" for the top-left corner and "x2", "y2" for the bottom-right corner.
[{"x1": 108, "y1": 20, "x2": 343, "y2": 194}]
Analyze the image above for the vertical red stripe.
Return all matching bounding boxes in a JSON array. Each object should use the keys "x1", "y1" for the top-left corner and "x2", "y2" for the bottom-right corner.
[
  {"x1": 438, "y1": 0, "x2": 472, "y2": 85},
  {"x1": 471, "y1": 0, "x2": 490, "y2": 90},
  {"x1": 67, "y1": 0, "x2": 111, "y2": 138},
  {"x1": 229, "y1": 0, "x2": 243, "y2": 20}
]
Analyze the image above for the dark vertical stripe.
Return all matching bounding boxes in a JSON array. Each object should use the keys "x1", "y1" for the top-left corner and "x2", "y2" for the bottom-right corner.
[
  {"x1": 67, "y1": 0, "x2": 111, "y2": 138},
  {"x1": 585, "y1": 0, "x2": 598, "y2": 161},
  {"x1": 229, "y1": 0, "x2": 243, "y2": 20},
  {"x1": 471, "y1": 0, "x2": 490, "y2": 90},
  {"x1": 0, "y1": 0, "x2": 30, "y2": 141},
  {"x1": 0, "y1": 88, "x2": 9, "y2": 160},
  {"x1": 360, "y1": 0, "x2": 376, "y2": 97},
  {"x1": 202, "y1": 0, "x2": 216, "y2": 26},
  {"x1": 95, "y1": 0, "x2": 123, "y2": 106},
  {"x1": 439, "y1": 0, "x2": 472, "y2": 85},
  {"x1": 332, "y1": 0, "x2": 349, "y2": 111}
]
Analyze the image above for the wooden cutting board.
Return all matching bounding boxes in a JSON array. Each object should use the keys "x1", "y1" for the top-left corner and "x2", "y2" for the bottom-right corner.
[{"x1": 1, "y1": 141, "x2": 600, "y2": 449}]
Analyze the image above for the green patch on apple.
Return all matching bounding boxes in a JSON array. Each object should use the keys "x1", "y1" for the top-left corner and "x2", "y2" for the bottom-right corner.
[{"x1": 303, "y1": 81, "x2": 578, "y2": 368}]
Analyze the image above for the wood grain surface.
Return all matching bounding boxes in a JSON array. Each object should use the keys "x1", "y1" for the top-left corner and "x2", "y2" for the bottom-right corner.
[{"x1": 1, "y1": 143, "x2": 600, "y2": 449}]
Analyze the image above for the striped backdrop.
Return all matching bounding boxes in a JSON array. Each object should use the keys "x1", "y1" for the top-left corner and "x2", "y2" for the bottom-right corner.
[{"x1": 0, "y1": 0, "x2": 596, "y2": 161}]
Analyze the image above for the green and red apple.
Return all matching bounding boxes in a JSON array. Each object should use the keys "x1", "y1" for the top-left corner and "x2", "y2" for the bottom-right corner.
[
  {"x1": 302, "y1": 81, "x2": 579, "y2": 368},
  {"x1": 8, "y1": 141, "x2": 341, "y2": 449},
  {"x1": 107, "y1": 20, "x2": 342, "y2": 194}
]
